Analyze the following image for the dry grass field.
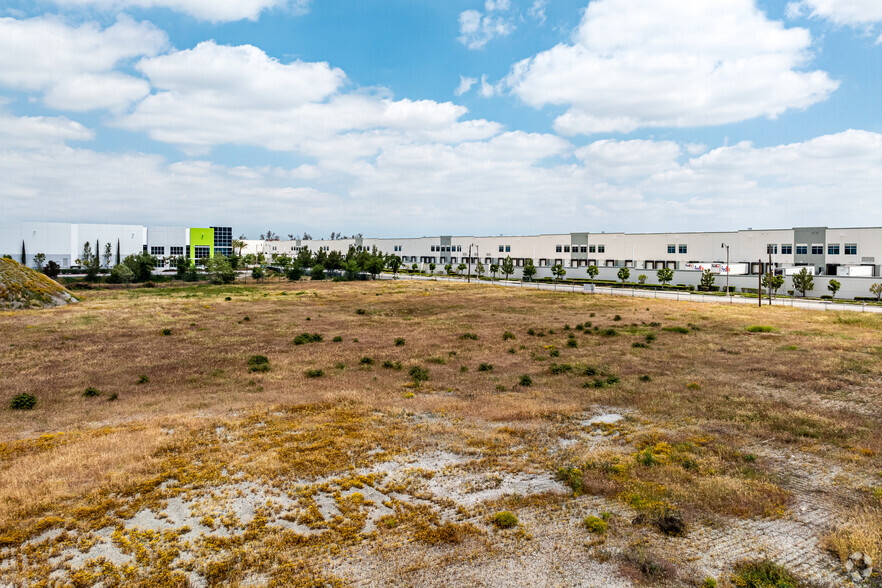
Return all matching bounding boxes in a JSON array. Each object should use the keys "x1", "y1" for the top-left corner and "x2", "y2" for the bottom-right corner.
[{"x1": 0, "y1": 279, "x2": 880, "y2": 587}]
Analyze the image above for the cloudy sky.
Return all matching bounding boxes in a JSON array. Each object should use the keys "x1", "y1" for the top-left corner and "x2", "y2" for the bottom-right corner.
[{"x1": 1, "y1": 0, "x2": 881, "y2": 238}]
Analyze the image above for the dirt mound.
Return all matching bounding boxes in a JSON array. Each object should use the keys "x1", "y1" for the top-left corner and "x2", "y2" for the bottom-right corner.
[{"x1": 0, "y1": 258, "x2": 76, "y2": 310}]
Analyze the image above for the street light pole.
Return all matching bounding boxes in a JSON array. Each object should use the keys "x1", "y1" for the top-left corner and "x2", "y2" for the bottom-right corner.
[
  {"x1": 721, "y1": 243, "x2": 730, "y2": 298},
  {"x1": 467, "y1": 243, "x2": 478, "y2": 283}
]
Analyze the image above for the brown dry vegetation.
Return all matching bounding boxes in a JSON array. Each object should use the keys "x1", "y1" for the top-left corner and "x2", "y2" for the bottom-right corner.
[{"x1": 0, "y1": 279, "x2": 880, "y2": 586}]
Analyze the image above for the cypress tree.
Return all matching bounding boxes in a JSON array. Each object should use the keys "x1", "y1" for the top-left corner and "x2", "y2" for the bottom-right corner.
[
  {"x1": 21, "y1": 240, "x2": 26, "y2": 265},
  {"x1": 116, "y1": 239, "x2": 120, "y2": 266}
]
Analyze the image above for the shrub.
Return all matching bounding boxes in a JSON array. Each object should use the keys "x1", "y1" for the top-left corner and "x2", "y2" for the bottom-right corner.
[
  {"x1": 746, "y1": 325, "x2": 776, "y2": 333},
  {"x1": 293, "y1": 332, "x2": 323, "y2": 345},
  {"x1": 639, "y1": 375, "x2": 652, "y2": 382},
  {"x1": 556, "y1": 466, "x2": 584, "y2": 494},
  {"x1": 304, "y1": 368, "x2": 324, "y2": 378},
  {"x1": 495, "y1": 384, "x2": 507, "y2": 392},
  {"x1": 601, "y1": 328, "x2": 617, "y2": 336},
  {"x1": 549, "y1": 348, "x2": 560, "y2": 357},
  {"x1": 355, "y1": 308, "x2": 366, "y2": 315},
  {"x1": 427, "y1": 356, "x2": 447, "y2": 365},
  {"x1": 702, "y1": 579, "x2": 718, "y2": 588},
  {"x1": 478, "y1": 363, "x2": 493, "y2": 372},
  {"x1": 461, "y1": 332, "x2": 478, "y2": 340},
  {"x1": 225, "y1": 296, "x2": 231, "y2": 301},
  {"x1": 247, "y1": 355, "x2": 270, "y2": 372},
  {"x1": 519, "y1": 375, "x2": 533, "y2": 386},
  {"x1": 394, "y1": 337, "x2": 406, "y2": 346},
  {"x1": 567, "y1": 338, "x2": 579, "y2": 348},
  {"x1": 161, "y1": 328, "x2": 172, "y2": 336},
  {"x1": 409, "y1": 366, "x2": 430, "y2": 384},
  {"x1": 687, "y1": 382, "x2": 701, "y2": 390},
  {"x1": 613, "y1": 315, "x2": 622, "y2": 321},
  {"x1": 645, "y1": 333, "x2": 656, "y2": 342},
  {"x1": 243, "y1": 316, "x2": 250, "y2": 321},
  {"x1": 503, "y1": 331, "x2": 516, "y2": 340},
  {"x1": 360, "y1": 357, "x2": 374, "y2": 365},
  {"x1": 549, "y1": 363, "x2": 573, "y2": 375},
  {"x1": 632, "y1": 342, "x2": 648, "y2": 348},
  {"x1": 583, "y1": 516, "x2": 608, "y2": 534},
  {"x1": 10, "y1": 393, "x2": 36, "y2": 410},
  {"x1": 107, "y1": 393, "x2": 119, "y2": 401},
  {"x1": 382, "y1": 360, "x2": 402, "y2": 370},
  {"x1": 460, "y1": 365, "x2": 468, "y2": 372},
  {"x1": 582, "y1": 366, "x2": 598, "y2": 376},
  {"x1": 82, "y1": 386, "x2": 100, "y2": 397},
  {"x1": 731, "y1": 560, "x2": 800, "y2": 588},
  {"x1": 575, "y1": 324, "x2": 584, "y2": 331},
  {"x1": 527, "y1": 328, "x2": 536, "y2": 336},
  {"x1": 662, "y1": 326, "x2": 690, "y2": 334},
  {"x1": 137, "y1": 375, "x2": 149, "y2": 384},
  {"x1": 491, "y1": 511, "x2": 519, "y2": 529},
  {"x1": 332, "y1": 336, "x2": 343, "y2": 342}
]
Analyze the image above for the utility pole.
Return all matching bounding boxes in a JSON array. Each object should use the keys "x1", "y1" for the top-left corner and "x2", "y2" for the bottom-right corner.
[
  {"x1": 758, "y1": 259, "x2": 763, "y2": 307},
  {"x1": 721, "y1": 243, "x2": 729, "y2": 299},
  {"x1": 467, "y1": 243, "x2": 478, "y2": 283},
  {"x1": 768, "y1": 250, "x2": 773, "y2": 305}
]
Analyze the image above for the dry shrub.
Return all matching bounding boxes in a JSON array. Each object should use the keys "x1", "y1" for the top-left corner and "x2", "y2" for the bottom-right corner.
[{"x1": 825, "y1": 507, "x2": 882, "y2": 563}]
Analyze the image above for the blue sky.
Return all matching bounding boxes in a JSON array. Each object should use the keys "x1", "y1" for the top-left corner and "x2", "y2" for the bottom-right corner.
[{"x1": 2, "y1": 0, "x2": 882, "y2": 238}]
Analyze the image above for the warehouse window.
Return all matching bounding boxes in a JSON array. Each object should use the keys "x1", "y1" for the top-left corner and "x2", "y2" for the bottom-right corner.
[
  {"x1": 828, "y1": 244, "x2": 840, "y2": 255},
  {"x1": 845, "y1": 244, "x2": 857, "y2": 255},
  {"x1": 170, "y1": 246, "x2": 184, "y2": 256},
  {"x1": 796, "y1": 245, "x2": 808, "y2": 255},
  {"x1": 678, "y1": 245, "x2": 687, "y2": 254},
  {"x1": 667, "y1": 244, "x2": 675, "y2": 254},
  {"x1": 767, "y1": 244, "x2": 777, "y2": 254},
  {"x1": 598, "y1": 245, "x2": 605, "y2": 253},
  {"x1": 564, "y1": 245, "x2": 571, "y2": 253},
  {"x1": 589, "y1": 245, "x2": 596, "y2": 253},
  {"x1": 781, "y1": 244, "x2": 792, "y2": 255},
  {"x1": 811, "y1": 245, "x2": 823, "y2": 255},
  {"x1": 150, "y1": 246, "x2": 165, "y2": 255},
  {"x1": 555, "y1": 245, "x2": 562, "y2": 253}
]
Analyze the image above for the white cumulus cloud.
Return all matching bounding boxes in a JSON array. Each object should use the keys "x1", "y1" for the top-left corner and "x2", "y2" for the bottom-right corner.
[
  {"x1": 786, "y1": 0, "x2": 882, "y2": 26},
  {"x1": 504, "y1": 0, "x2": 839, "y2": 134},
  {"x1": 458, "y1": 0, "x2": 516, "y2": 50},
  {"x1": 50, "y1": 0, "x2": 311, "y2": 23},
  {"x1": 0, "y1": 16, "x2": 167, "y2": 111},
  {"x1": 455, "y1": 75, "x2": 477, "y2": 96}
]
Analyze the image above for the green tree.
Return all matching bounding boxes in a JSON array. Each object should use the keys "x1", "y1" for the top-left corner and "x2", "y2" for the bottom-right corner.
[
  {"x1": 870, "y1": 283, "x2": 882, "y2": 301},
  {"x1": 792, "y1": 268, "x2": 814, "y2": 297},
  {"x1": 637, "y1": 274, "x2": 647, "y2": 285},
  {"x1": 243, "y1": 253, "x2": 256, "y2": 266},
  {"x1": 80, "y1": 241, "x2": 93, "y2": 268},
  {"x1": 587, "y1": 264, "x2": 599, "y2": 282},
  {"x1": 551, "y1": 263, "x2": 566, "y2": 281},
  {"x1": 456, "y1": 262, "x2": 467, "y2": 275},
  {"x1": 20, "y1": 240, "x2": 26, "y2": 265},
  {"x1": 115, "y1": 239, "x2": 121, "y2": 266},
  {"x1": 617, "y1": 267, "x2": 630, "y2": 284},
  {"x1": 700, "y1": 269, "x2": 716, "y2": 291},
  {"x1": 428, "y1": 262, "x2": 436, "y2": 276},
  {"x1": 489, "y1": 263, "x2": 499, "y2": 279},
  {"x1": 327, "y1": 250, "x2": 345, "y2": 271},
  {"x1": 122, "y1": 251, "x2": 158, "y2": 282},
  {"x1": 33, "y1": 253, "x2": 46, "y2": 271},
  {"x1": 522, "y1": 259, "x2": 535, "y2": 281},
  {"x1": 827, "y1": 279, "x2": 841, "y2": 299},
  {"x1": 501, "y1": 256, "x2": 515, "y2": 280},
  {"x1": 344, "y1": 259, "x2": 360, "y2": 280},
  {"x1": 762, "y1": 273, "x2": 785, "y2": 299},
  {"x1": 286, "y1": 263, "x2": 303, "y2": 281},
  {"x1": 111, "y1": 263, "x2": 134, "y2": 287},
  {"x1": 411, "y1": 263, "x2": 418, "y2": 274},
  {"x1": 231, "y1": 239, "x2": 246, "y2": 257},
  {"x1": 251, "y1": 266, "x2": 265, "y2": 282},
  {"x1": 657, "y1": 267, "x2": 674, "y2": 287},
  {"x1": 311, "y1": 263, "x2": 326, "y2": 280},
  {"x1": 444, "y1": 263, "x2": 453, "y2": 275},
  {"x1": 103, "y1": 242, "x2": 112, "y2": 269},
  {"x1": 389, "y1": 255, "x2": 402, "y2": 275},
  {"x1": 364, "y1": 248, "x2": 385, "y2": 278},
  {"x1": 476, "y1": 260, "x2": 485, "y2": 279},
  {"x1": 276, "y1": 253, "x2": 292, "y2": 271},
  {"x1": 206, "y1": 255, "x2": 236, "y2": 284},
  {"x1": 44, "y1": 260, "x2": 60, "y2": 278}
]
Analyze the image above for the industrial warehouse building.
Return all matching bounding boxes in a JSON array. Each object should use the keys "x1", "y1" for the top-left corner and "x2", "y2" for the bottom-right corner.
[
  {"x1": 0, "y1": 223, "x2": 232, "y2": 269},
  {"x1": 253, "y1": 226, "x2": 882, "y2": 278}
]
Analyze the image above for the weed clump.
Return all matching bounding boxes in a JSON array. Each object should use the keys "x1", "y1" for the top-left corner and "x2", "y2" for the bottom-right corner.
[
  {"x1": 304, "y1": 368, "x2": 324, "y2": 378},
  {"x1": 747, "y1": 325, "x2": 776, "y2": 333},
  {"x1": 461, "y1": 332, "x2": 478, "y2": 340},
  {"x1": 293, "y1": 332, "x2": 323, "y2": 345},
  {"x1": 527, "y1": 328, "x2": 536, "y2": 336},
  {"x1": 503, "y1": 331, "x2": 516, "y2": 340},
  {"x1": 632, "y1": 342, "x2": 648, "y2": 348},
  {"x1": 360, "y1": 357, "x2": 374, "y2": 365},
  {"x1": 639, "y1": 375, "x2": 652, "y2": 382},
  {"x1": 731, "y1": 559, "x2": 801, "y2": 588},
  {"x1": 409, "y1": 366, "x2": 429, "y2": 385},
  {"x1": 332, "y1": 336, "x2": 343, "y2": 342},
  {"x1": 549, "y1": 363, "x2": 573, "y2": 375},
  {"x1": 491, "y1": 511, "x2": 518, "y2": 529},
  {"x1": 613, "y1": 315, "x2": 622, "y2": 321},
  {"x1": 247, "y1": 355, "x2": 270, "y2": 372},
  {"x1": 567, "y1": 338, "x2": 579, "y2": 348},
  {"x1": 161, "y1": 328, "x2": 172, "y2": 336},
  {"x1": 427, "y1": 356, "x2": 447, "y2": 365},
  {"x1": 601, "y1": 328, "x2": 617, "y2": 336},
  {"x1": 519, "y1": 375, "x2": 533, "y2": 387},
  {"x1": 82, "y1": 386, "x2": 100, "y2": 397},
  {"x1": 478, "y1": 363, "x2": 493, "y2": 372},
  {"x1": 107, "y1": 392, "x2": 118, "y2": 401},
  {"x1": 583, "y1": 515, "x2": 608, "y2": 534},
  {"x1": 382, "y1": 360, "x2": 402, "y2": 370},
  {"x1": 394, "y1": 337, "x2": 406, "y2": 346},
  {"x1": 10, "y1": 393, "x2": 36, "y2": 410},
  {"x1": 557, "y1": 466, "x2": 584, "y2": 495},
  {"x1": 137, "y1": 374, "x2": 149, "y2": 384},
  {"x1": 662, "y1": 326, "x2": 690, "y2": 334},
  {"x1": 355, "y1": 308, "x2": 366, "y2": 315}
]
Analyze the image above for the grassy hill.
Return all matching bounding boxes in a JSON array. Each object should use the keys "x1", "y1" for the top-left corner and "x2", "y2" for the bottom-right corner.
[{"x1": 0, "y1": 258, "x2": 76, "y2": 310}]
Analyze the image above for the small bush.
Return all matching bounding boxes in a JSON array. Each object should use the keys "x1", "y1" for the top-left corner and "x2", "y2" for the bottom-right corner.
[
  {"x1": 247, "y1": 355, "x2": 270, "y2": 372},
  {"x1": 549, "y1": 363, "x2": 573, "y2": 375},
  {"x1": 409, "y1": 366, "x2": 430, "y2": 384},
  {"x1": 731, "y1": 559, "x2": 800, "y2": 588},
  {"x1": 360, "y1": 357, "x2": 374, "y2": 365},
  {"x1": 613, "y1": 315, "x2": 622, "y2": 321},
  {"x1": 427, "y1": 356, "x2": 447, "y2": 365},
  {"x1": 304, "y1": 368, "x2": 324, "y2": 378},
  {"x1": 645, "y1": 333, "x2": 657, "y2": 342},
  {"x1": 503, "y1": 331, "x2": 516, "y2": 340},
  {"x1": 638, "y1": 374, "x2": 652, "y2": 382},
  {"x1": 478, "y1": 363, "x2": 493, "y2": 372},
  {"x1": 382, "y1": 360, "x2": 402, "y2": 370},
  {"x1": 583, "y1": 515, "x2": 608, "y2": 534},
  {"x1": 549, "y1": 348, "x2": 560, "y2": 357},
  {"x1": 527, "y1": 328, "x2": 536, "y2": 336},
  {"x1": 747, "y1": 325, "x2": 776, "y2": 333},
  {"x1": 332, "y1": 336, "x2": 343, "y2": 342},
  {"x1": 495, "y1": 384, "x2": 507, "y2": 392},
  {"x1": 161, "y1": 328, "x2": 172, "y2": 336},
  {"x1": 557, "y1": 466, "x2": 584, "y2": 494},
  {"x1": 575, "y1": 324, "x2": 584, "y2": 331},
  {"x1": 567, "y1": 338, "x2": 579, "y2": 348},
  {"x1": 461, "y1": 332, "x2": 478, "y2": 340},
  {"x1": 601, "y1": 328, "x2": 617, "y2": 336},
  {"x1": 687, "y1": 382, "x2": 701, "y2": 390},
  {"x1": 662, "y1": 326, "x2": 690, "y2": 334},
  {"x1": 225, "y1": 296, "x2": 231, "y2": 301},
  {"x1": 394, "y1": 337, "x2": 406, "y2": 346},
  {"x1": 293, "y1": 332, "x2": 323, "y2": 345},
  {"x1": 82, "y1": 386, "x2": 101, "y2": 397},
  {"x1": 137, "y1": 375, "x2": 149, "y2": 384},
  {"x1": 243, "y1": 316, "x2": 250, "y2": 321},
  {"x1": 582, "y1": 366, "x2": 598, "y2": 376},
  {"x1": 10, "y1": 393, "x2": 36, "y2": 410},
  {"x1": 491, "y1": 511, "x2": 519, "y2": 529},
  {"x1": 460, "y1": 365, "x2": 468, "y2": 372},
  {"x1": 519, "y1": 375, "x2": 533, "y2": 386},
  {"x1": 632, "y1": 342, "x2": 648, "y2": 348},
  {"x1": 355, "y1": 308, "x2": 366, "y2": 315},
  {"x1": 107, "y1": 392, "x2": 118, "y2": 401},
  {"x1": 702, "y1": 578, "x2": 717, "y2": 588}
]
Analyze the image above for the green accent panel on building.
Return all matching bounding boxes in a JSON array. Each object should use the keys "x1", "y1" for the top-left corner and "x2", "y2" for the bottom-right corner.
[{"x1": 189, "y1": 227, "x2": 215, "y2": 260}]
